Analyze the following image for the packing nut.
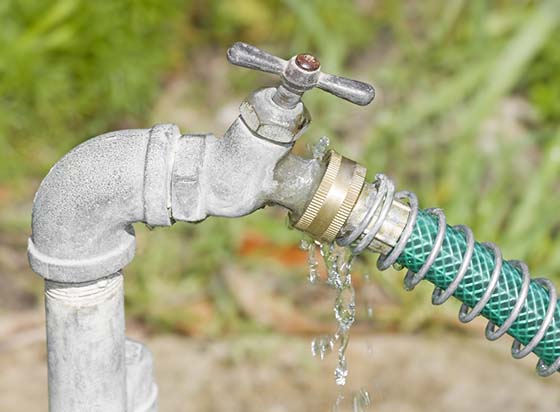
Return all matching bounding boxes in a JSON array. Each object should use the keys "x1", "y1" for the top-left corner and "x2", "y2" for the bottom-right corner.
[
  {"x1": 292, "y1": 150, "x2": 366, "y2": 242},
  {"x1": 240, "y1": 87, "x2": 311, "y2": 144}
]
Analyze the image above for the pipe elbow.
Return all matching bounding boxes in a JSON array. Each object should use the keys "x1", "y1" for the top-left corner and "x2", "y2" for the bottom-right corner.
[
  {"x1": 28, "y1": 116, "x2": 325, "y2": 283},
  {"x1": 28, "y1": 124, "x2": 181, "y2": 283}
]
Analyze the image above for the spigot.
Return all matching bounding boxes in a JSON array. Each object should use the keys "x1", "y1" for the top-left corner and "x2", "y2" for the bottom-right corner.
[
  {"x1": 226, "y1": 42, "x2": 375, "y2": 144},
  {"x1": 220, "y1": 44, "x2": 378, "y2": 241}
]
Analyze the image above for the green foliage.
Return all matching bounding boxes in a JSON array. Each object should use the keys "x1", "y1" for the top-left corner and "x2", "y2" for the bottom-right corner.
[
  {"x1": 0, "y1": 0, "x2": 185, "y2": 183},
  {"x1": 352, "y1": 0, "x2": 560, "y2": 330},
  {"x1": 183, "y1": 0, "x2": 374, "y2": 58},
  {"x1": 525, "y1": 35, "x2": 560, "y2": 124},
  {"x1": 3, "y1": 0, "x2": 560, "y2": 334}
]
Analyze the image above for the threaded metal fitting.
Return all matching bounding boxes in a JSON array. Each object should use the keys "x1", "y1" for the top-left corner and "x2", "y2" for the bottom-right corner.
[{"x1": 292, "y1": 150, "x2": 366, "y2": 242}]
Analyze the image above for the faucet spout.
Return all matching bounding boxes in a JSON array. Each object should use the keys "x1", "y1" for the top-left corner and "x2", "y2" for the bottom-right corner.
[
  {"x1": 170, "y1": 116, "x2": 324, "y2": 222},
  {"x1": 268, "y1": 153, "x2": 325, "y2": 218}
]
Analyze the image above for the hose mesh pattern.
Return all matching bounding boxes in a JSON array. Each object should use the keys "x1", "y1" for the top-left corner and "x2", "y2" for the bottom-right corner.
[{"x1": 396, "y1": 209, "x2": 560, "y2": 366}]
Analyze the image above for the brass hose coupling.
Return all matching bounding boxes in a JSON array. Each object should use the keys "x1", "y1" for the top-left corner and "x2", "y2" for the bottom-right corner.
[{"x1": 292, "y1": 150, "x2": 366, "y2": 242}]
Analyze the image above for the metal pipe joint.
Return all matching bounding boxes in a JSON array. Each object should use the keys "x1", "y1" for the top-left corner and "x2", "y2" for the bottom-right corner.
[{"x1": 27, "y1": 42, "x2": 380, "y2": 412}]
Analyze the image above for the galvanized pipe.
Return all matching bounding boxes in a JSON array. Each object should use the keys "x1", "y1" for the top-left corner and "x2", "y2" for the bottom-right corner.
[
  {"x1": 125, "y1": 339, "x2": 158, "y2": 412},
  {"x1": 28, "y1": 117, "x2": 323, "y2": 411},
  {"x1": 45, "y1": 273, "x2": 126, "y2": 412},
  {"x1": 29, "y1": 125, "x2": 181, "y2": 412}
]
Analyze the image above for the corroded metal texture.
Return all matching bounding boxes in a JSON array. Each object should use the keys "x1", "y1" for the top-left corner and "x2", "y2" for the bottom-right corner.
[
  {"x1": 295, "y1": 53, "x2": 321, "y2": 71},
  {"x1": 28, "y1": 41, "x2": 377, "y2": 412},
  {"x1": 170, "y1": 118, "x2": 298, "y2": 221},
  {"x1": 239, "y1": 87, "x2": 311, "y2": 143},
  {"x1": 227, "y1": 42, "x2": 375, "y2": 107},
  {"x1": 28, "y1": 125, "x2": 180, "y2": 283},
  {"x1": 29, "y1": 116, "x2": 324, "y2": 412},
  {"x1": 45, "y1": 273, "x2": 126, "y2": 412},
  {"x1": 227, "y1": 42, "x2": 374, "y2": 142},
  {"x1": 126, "y1": 339, "x2": 158, "y2": 412}
]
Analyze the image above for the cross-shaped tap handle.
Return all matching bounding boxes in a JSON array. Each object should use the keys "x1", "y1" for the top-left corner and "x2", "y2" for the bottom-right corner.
[{"x1": 227, "y1": 42, "x2": 375, "y2": 107}]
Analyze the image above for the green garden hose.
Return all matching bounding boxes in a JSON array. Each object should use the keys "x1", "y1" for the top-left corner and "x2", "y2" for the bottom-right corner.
[
  {"x1": 396, "y1": 209, "x2": 560, "y2": 373},
  {"x1": 339, "y1": 174, "x2": 560, "y2": 376}
]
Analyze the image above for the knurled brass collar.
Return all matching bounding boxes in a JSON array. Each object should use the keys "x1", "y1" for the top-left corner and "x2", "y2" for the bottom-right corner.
[{"x1": 293, "y1": 150, "x2": 366, "y2": 242}]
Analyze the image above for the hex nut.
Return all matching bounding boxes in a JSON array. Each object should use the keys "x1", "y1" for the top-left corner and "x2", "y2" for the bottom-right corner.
[{"x1": 239, "y1": 87, "x2": 311, "y2": 144}]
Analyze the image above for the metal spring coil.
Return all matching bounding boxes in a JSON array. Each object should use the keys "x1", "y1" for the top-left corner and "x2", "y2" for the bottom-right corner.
[{"x1": 337, "y1": 173, "x2": 560, "y2": 377}]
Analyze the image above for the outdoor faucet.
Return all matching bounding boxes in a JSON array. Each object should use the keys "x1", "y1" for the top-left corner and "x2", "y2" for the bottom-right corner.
[
  {"x1": 27, "y1": 42, "x2": 376, "y2": 412},
  {"x1": 28, "y1": 42, "x2": 560, "y2": 412},
  {"x1": 172, "y1": 42, "x2": 375, "y2": 223}
]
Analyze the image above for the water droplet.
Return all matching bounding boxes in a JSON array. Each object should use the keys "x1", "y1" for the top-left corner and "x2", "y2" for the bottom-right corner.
[
  {"x1": 299, "y1": 239, "x2": 311, "y2": 251},
  {"x1": 392, "y1": 262, "x2": 404, "y2": 271},
  {"x1": 308, "y1": 267, "x2": 319, "y2": 284},
  {"x1": 312, "y1": 136, "x2": 330, "y2": 159},
  {"x1": 332, "y1": 393, "x2": 345, "y2": 412},
  {"x1": 304, "y1": 240, "x2": 320, "y2": 284},
  {"x1": 334, "y1": 358, "x2": 348, "y2": 386},
  {"x1": 352, "y1": 388, "x2": 372, "y2": 412},
  {"x1": 334, "y1": 287, "x2": 356, "y2": 330},
  {"x1": 303, "y1": 235, "x2": 364, "y2": 399},
  {"x1": 311, "y1": 335, "x2": 335, "y2": 360}
]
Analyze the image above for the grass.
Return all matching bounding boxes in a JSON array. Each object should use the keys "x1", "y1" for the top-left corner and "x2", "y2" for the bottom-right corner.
[
  {"x1": 0, "y1": 0, "x2": 185, "y2": 186},
  {"x1": 2, "y1": 0, "x2": 560, "y2": 335}
]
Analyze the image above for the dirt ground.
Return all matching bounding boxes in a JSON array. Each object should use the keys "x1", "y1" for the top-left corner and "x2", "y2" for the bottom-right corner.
[{"x1": 1, "y1": 310, "x2": 560, "y2": 412}]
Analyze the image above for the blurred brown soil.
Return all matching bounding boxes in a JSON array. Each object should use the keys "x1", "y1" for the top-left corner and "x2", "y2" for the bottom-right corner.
[{"x1": 1, "y1": 315, "x2": 560, "y2": 412}]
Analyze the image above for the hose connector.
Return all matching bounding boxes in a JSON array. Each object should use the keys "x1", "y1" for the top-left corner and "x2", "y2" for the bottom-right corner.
[{"x1": 291, "y1": 150, "x2": 366, "y2": 242}]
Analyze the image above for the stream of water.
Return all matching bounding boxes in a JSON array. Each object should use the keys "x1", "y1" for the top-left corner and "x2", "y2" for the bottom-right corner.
[
  {"x1": 300, "y1": 238, "x2": 372, "y2": 411},
  {"x1": 298, "y1": 137, "x2": 372, "y2": 411}
]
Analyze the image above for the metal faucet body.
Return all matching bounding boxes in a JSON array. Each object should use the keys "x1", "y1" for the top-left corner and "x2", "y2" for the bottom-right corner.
[
  {"x1": 28, "y1": 43, "x2": 373, "y2": 411},
  {"x1": 28, "y1": 107, "x2": 321, "y2": 412}
]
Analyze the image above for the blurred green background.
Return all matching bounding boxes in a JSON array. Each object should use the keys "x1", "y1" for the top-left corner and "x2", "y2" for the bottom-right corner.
[{"x1": 1, "y1": 0, "x2": 560, "y2": 340}]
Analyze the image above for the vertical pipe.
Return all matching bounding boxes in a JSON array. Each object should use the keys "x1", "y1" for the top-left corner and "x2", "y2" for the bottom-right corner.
[
  {"x1": 126, "y1": 339, "x2": 158, "y2": 412},
  {"x1": 45, "y1": 272, "x2": 126, "y2": 412}
]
